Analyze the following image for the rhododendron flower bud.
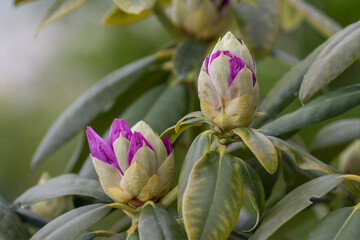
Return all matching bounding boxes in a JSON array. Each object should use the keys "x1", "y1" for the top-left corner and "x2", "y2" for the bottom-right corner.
[
  {"x1": 86, "y1": 119, "x2": 174, "y2": 206},
  {"x1": 198, "y1": 31, "x2": 259, "y2": 132},
  {"x1": 171, "y1": 0, "x2": 229, "y2": 40},
  {"x1": 339, "y1": 140, "x2": 360, "y2": 175}
]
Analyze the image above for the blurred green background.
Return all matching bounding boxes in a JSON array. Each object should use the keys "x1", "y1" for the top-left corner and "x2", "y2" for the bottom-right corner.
[{"x1": 0, "y1": 0, "x2": 359, "y2": 202}]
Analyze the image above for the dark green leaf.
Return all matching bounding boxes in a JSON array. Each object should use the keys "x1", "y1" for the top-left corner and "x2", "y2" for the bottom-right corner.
[
  {"x1": 307, "y1": 205, "x2": 360, "y2": 240},
  {"x1": 75, "y1": 232, "x2": 96, "y2": 240},
  {"x1": 251, "y1": 175, "x2": 344, "y2": 240},
  {"x1": 183, "y1": 151, "x2": 242, "y2": 240},
  {"x1": 31, "y1": 56, "x2": 158, "y2": 168},
  {"x1": 299, "y1": 21, "x2": 360, "y2": 102},
  {"x1": 233, "y1": 128, "x2": 278, "y2": 174},
  {"x1": 233, "y1": 0, "x2": 281, "y2": 59},
  {"x1": 173, "y1": 38, "x2": 207, "y2": 79},
  {"x1": 268, "y1": 137, "x2": 336, "y2": 175},
  {"x1": 143, "y1": 83, "x2": 190, "y2": 134},
  {"x1": 262, "y1": 84, "x2": 360, "y2": 137},
  {"x1": 107, "y1": 232, "x2": 127, "y2": 240},
  {"x1": 31, "y1": 204, "x2": 112, "y2": 240},
  {"x1": 178, "y1": 133, "x2": 212, "y2": 222},
  {"x1": 14, "y1": 174, "x2": 111, "y2": 207},
  {"x1": 312, "y1": 119, "x2": 360, "y2": 150},
  {"x1": 237, "y1": 159, "x2": 265, "y2": 232},
  {"x1": 251, "y1": 44, "x2": 324, "y2": 128},
  {"x1": 285, "y1": 0, "x2": 341, "y2": 38},
  {"x1": 138, "y1": 203, "x2": 187, "y2": 240},
  {"x1": 14, "y1": 0, "x2": 36, "y2": 5},
  {"x1": 0, "y1": 196, "x2": 30, "y2": 240},
  {"x1": 36, "y1": 0, "x2": 88, "y2": 34}
]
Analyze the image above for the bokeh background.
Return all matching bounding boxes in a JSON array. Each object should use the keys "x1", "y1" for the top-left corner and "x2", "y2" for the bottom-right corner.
[{"x1": 1, "y1": 0, "x2": 359, "y2": 202}]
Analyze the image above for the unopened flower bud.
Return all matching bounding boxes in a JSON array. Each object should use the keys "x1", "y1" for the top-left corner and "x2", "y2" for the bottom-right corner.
[
  {"x1": 30, "y1": 173, "x2": 74, "y2": 219},
  {"x1": 198, "y1": 31, "x2": 259, "y2": 132},
  {"x1": 171, "y1": 0, "x2": 230, "y2": 40},
  {"x1": 86, "y1": 119, "x2": 174, "y2": 206},
  {"x1": 339, "y1": 140, "x2": 360, "y2": 175}
]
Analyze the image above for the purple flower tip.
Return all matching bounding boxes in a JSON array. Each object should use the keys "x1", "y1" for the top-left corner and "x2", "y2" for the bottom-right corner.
[
  {"x1": 127, "y1": 132, "x2": 154, "y2": 165},
  {"x1": 86, "y1": 126, "x2": 119, "y2": 170},
  {"x1": 229, "y1": 55, "x2": 245, "y2": 85},
  {"x1": 162, "y1": 136, "x2": 172, "y2": 155},
  {"x1": 108, "y1": 119, "x2": 132, "y2": 147}
]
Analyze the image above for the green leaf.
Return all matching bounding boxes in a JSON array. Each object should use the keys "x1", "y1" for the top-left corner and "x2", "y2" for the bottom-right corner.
[
  {"x1": 285, "y1": 0, "x2": 341, "y2": 38},
  {"x1": 237, "y1": 159, "x2": 265, "y2": 232},
  {"x1": 268, "y1": 137, "x2": 336, "y2": 175},
  {"x1": 178, "y1": 133, "x2": 212, "y2": 222},
  {"x1": 75, "y1": 232, "x2": 96, "y2": 240},
  {"x1": 299, "y1": 21, "x2": 360, "y2": 102},
  {"x1": 138, "y1": 203, "x2": 187, "y2": 240},
  {"x1": 280, "y1": 0, "x2": 304, "y2": 32},
  {"x1": 14, "y1": 0, "x2": 36, "y2": 5},
  {"x1": 14, "y1": 174, "x2": 111, "y2": 207},
  {"x1": 0, "y1": 196, "x2": 30, "y2": 240},
  {"x1": 183, "y1": 151, "x2": 242, "y2": 240},
  {"x1": 262, "y1": 84, "x2": 360, "y2": 138},
  {"x1": 36, "y1": 0, "x2": 88, "y2": 34},
  {"x1": 143, "y1": 83, "x2": 190, "y2": 134},
  {"x1": 251, "y1": 44, "x2": 324, "y2": 128},
  {"x1": 108, "y1": 232, "x2": 139, "y2": 240},
  {"x1": 312, "y1": 119, "x2": 360, "y2": 150},
  {"x1": 102, "y1": 5, "x2": 153, "y2": 26},
  {"x1": 307, "y1": 204, "x2": 360, "y2": 240},
  {"x1": 173, "y1": 38, "x2": 208, "y2": 79},
  {"x1": 251, "y1": 174, "x2": 344, "y2": 240},
  {"x1": 113, "y1": 0, "x2": 156, "y2": 14},
  {"x1": 31, "y1": 204, "x2": 112, "y2": 240},
  {"x1": 31, "y1": 56, "x2": 158, "y2": 168},
  {"x1": 233, "y1": 128, "x2": 278, "y2": 174},
  {"x1": 233, "y1": 0, "x2": 281, "y2": 59},
  {"x1": 161, "y1": 118, "x2": 207, "y2": 144}
]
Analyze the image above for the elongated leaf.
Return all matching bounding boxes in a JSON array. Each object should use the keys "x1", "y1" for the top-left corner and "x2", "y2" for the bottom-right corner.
[
  {"x1": 36, "y1": 0, "x2": 88, "y2": 34},
  {"x1": 262, "y1": 84, "x2": 360, "y2": 137},
  {"x1": 252, "y1": 44, "x2": 324, "y2": 128},
  {"x1": 161, "y1": 118, "x2": 207, "y2": 144},
  {"x1": 286, "y1": 0, "x2": 341, "y2": 38},
  {"x1": 113, "y1": 0, "x2": 156, "y2": 14},
  {"x1": 233, "y1": 128, "x2": 278, "y2": 174},
  {"x1": 183, "y1": 151, "x2": 242, "y2": 240},
  {"x1": 14, "y1": 174, "x2": 111, "y2": 207},
  {"x1": 269, "y1": 137, "x2": 335, "y2": 174},
  {"x1": 178, "y1": 133, "x2": 212, "y2": 222},
  {"x1": 143, "y1": 83, "x2": 189, "y2": 134},
  {"x1": 173, "y1": 38, "x2": 207, "y2": 79},
  {"x1": 31, "y1": 204, "x2": 112, "y2": 240},
  {"x1": 32, "y1": 56, "x2": 157, "y2": 168},
  {"x1": 14, "y1": 0, "x2": 35, "y2": 5},
  {"x1": 138, "y1": 203, "x2": 187, "y2": 239},
  {"x1": 252, "y1": 174, "x2": 344, "y2": 240},
  {"x1": 307, "y1": 204, "x2": 360, "y2": 240},
  {"x1": 233, "y1": 0, "x2": 281, "y2": 59},
  {"x1": 270, "y1": 136, "x2": 360, "y2": 197},
  {"x1": 237, "y1": 159, "x2": 265, "y2": 232},
  {"x1": 280, "y1": 0, "x2": 304, "y2": 32},
  {"x1": 312, "y1": 119, "x2": 360, "y2": 150},
  {"x1": 0, "y1": 196, "x2": 30, "y2": 240},
  {"x1": 102, "y1": 5, "x2": 153, "y2": 26},
  {"x1": 300, "y1": 21, "x2": 360, "y2": 102}
]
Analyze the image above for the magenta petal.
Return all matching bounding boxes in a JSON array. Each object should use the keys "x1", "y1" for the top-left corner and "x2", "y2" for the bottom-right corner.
[
  {"x1": 108, "y1": 119, "x2": 132, "y2": 146},
  {"x1": 86, "y1": 126, "x2": 119, "y2": 169},
  {"x1": 127, "y1": 132, "x2": 154, "y2": 165},
  {"x1": 162, "y1": 136, "x2": 172, "y2": 155},
  {"x1": 229, "y1": 55, "x2": 245, "y2": 85},
  {"x1": 210, "y1": 50, "x2": 222, "y2": 64},
  {"x1": 223, "y1": 50, "x2": 232, "y2": 58}
]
